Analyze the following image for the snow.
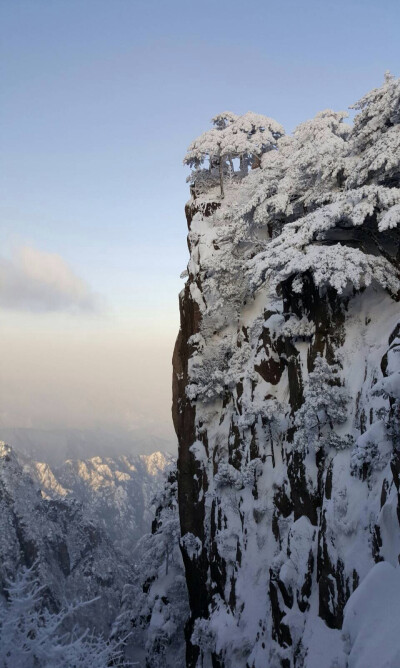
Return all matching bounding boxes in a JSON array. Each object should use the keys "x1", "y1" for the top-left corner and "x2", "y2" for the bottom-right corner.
[
  {"x1": 0, "y1": 565, "x2": 128, "y2": 668},
  {"x1": 301, "y1": 616, "x2": 345, "y2": 668},
  {"x1": 342, "y1": 562, "x2": 400, "y2": 668}
]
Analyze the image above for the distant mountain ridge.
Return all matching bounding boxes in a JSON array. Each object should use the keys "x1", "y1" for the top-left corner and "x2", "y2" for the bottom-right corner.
[
  {"x1": 0, "y1": 426, "x2": 176, "y2": 465},
  {"x1": 0, "y1": 439, "x2": 174, "y2": 641},
  {"x1": 26, "y1": 450, "x2": 175, "y2": 556}
]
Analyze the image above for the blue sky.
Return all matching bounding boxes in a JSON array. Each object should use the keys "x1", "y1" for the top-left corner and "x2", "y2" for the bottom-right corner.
[{"x1": 0, "y1": 0, "x2": 399, "y2": 442}]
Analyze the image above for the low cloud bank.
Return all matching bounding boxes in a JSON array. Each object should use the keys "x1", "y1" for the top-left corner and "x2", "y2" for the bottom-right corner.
[{"x1": 0, "y1": 246, "x2": 100, "y2": 313}]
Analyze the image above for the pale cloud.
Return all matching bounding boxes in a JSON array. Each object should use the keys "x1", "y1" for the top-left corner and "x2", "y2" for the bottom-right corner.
[{"x1": 0, "y1": 245, "x2": 100, "y2": 312}]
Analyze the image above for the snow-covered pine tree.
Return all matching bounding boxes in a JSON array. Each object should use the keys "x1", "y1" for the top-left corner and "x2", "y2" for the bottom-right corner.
[
  {"x1": 245, "y1": 74, "x2": 400, "y2": 301},
  {"x1": 237, "y1": 108, "x2": 350, "y2": 235},
  {"x1": 184, "y1": 112, "x2": 284, "y2": 198},
  {"x1": 349, "y1": 71, "x2": 400, "y2": 189},
  {"x1": 293, "y1": 355, "x2": 350, "y2": 453}
]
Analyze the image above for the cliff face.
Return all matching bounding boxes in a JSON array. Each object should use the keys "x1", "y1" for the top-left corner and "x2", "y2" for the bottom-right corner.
[{"x1": 173, "y1": 77, "x2": 400, "y2": 667}]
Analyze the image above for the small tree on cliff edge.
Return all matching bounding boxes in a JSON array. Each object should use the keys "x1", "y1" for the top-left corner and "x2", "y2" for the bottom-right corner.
[{"x1": 184, "y1": 111, "x2": 284, "y2": 198}]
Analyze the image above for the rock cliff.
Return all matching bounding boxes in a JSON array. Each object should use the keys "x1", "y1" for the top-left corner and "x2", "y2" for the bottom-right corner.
[{"x1": 173, "y1": 76, "x2": 400, "y2": 667}]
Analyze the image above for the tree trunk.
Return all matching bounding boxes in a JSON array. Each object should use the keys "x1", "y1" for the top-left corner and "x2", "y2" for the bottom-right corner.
[
  {"x1": 219, "y1": 156, "x2": 224, "y2": 199},
  {"x1": 269, "y1": 423, "x2": 276, "y2": 468},
  {"x1": 239, "y1": 154, "x2": 247, "y2": 177}
]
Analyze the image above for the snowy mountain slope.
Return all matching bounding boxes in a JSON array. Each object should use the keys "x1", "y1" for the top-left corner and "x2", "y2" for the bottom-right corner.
[
  {"x1": 172, "y1": 75, "x2": 400, "y2": 667},
  {"x1": 26, "y1": 451, "x2": 175, "y2": 557},
  {"x1": 0, "y1": 442, "x2": 133, "y2": 635}
]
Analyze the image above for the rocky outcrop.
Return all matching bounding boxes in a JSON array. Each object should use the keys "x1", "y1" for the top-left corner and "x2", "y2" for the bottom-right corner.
[
  {"x1": 173, "y1": 199, "x2": 215, "y2": 666},
  {"x1": 173, "y1": 77, "x2": 400, "y2": 667}
]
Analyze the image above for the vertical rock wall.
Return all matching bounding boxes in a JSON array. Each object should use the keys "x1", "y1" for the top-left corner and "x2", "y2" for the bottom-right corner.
[{"x1": 173, "y1": 78, "x2": 400, "y2": 668}]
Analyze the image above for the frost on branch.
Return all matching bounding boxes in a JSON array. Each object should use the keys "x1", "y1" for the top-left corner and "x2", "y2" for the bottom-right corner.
[{"x1": 280, "y1": 244, "x2": 399, "y2": 295}]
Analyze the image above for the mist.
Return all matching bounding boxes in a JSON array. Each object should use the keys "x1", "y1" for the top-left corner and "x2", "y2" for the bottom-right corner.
[{"x1": 0, "y1": 314, "x2": 178, "y2": 461}]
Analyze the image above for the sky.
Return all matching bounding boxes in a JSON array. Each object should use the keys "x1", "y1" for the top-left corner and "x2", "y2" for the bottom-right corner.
[{"x1": 0, "y1": 0, "x2": 399, "y2": 451}]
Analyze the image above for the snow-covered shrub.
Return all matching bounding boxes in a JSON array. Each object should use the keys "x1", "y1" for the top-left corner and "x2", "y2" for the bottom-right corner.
[
  {"x1": 0, "y1": 565, "x2": 127, "y2": 668},
  {"x1": 215, "y1": 526, "x2": 241, "y2": 564},
  {"x1": 180, "y1": 533, "x2": 202, "y2": 560},
  {"x1": 293, "y1": 356, "x2": 349, "y2": 453},
  {"x1": 187, "y1": 334, "x2": 254, "y2": 402},
  {"x1": 214, "y1": 462, "x2": 242, "y2": 489},
  {"x1": 326, "y1": 432, "x2": 354, "y2": 451},
  {"x1": 350, "y1": 421, "x2": 392, "y2": 478},
  {"x1": 280, "y1": 315, "x2": 316, "y2": 339},
  {"x1": 241, "y1": 458, "x2": 263, "y2": 487},
  {"x1": 187, "y1": 339, "x2": 233, "y2": 402},
  {"x1": 191, "y1": 617, "x2": 216, "y2": 654},
  {"x1": 236, "y1": 395, "x2": 282, "y2": 428}
]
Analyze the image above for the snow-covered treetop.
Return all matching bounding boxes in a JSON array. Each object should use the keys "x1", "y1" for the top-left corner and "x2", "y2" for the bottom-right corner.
[
  {"x1": 351, "y1": 71, "x2": 400, "y2": 149},
  {"x1": 211, "y1": 111, "x2": 238, "y2": 129},
  {"x1": 184, "y1": 111, "x2": 284, "y2": 170},
  {"x1": 348, "y1": 72, "x2": 400, "y2": 187},
  {"x1": 240, "y1": 109, "x2": 351, "y2": 225},
  {"x1": 185, "y1": 74, "x2": 400, "y2": 310},
  {"x1": 222, "y1": 112, "x2": 284, "y2": 157}
]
